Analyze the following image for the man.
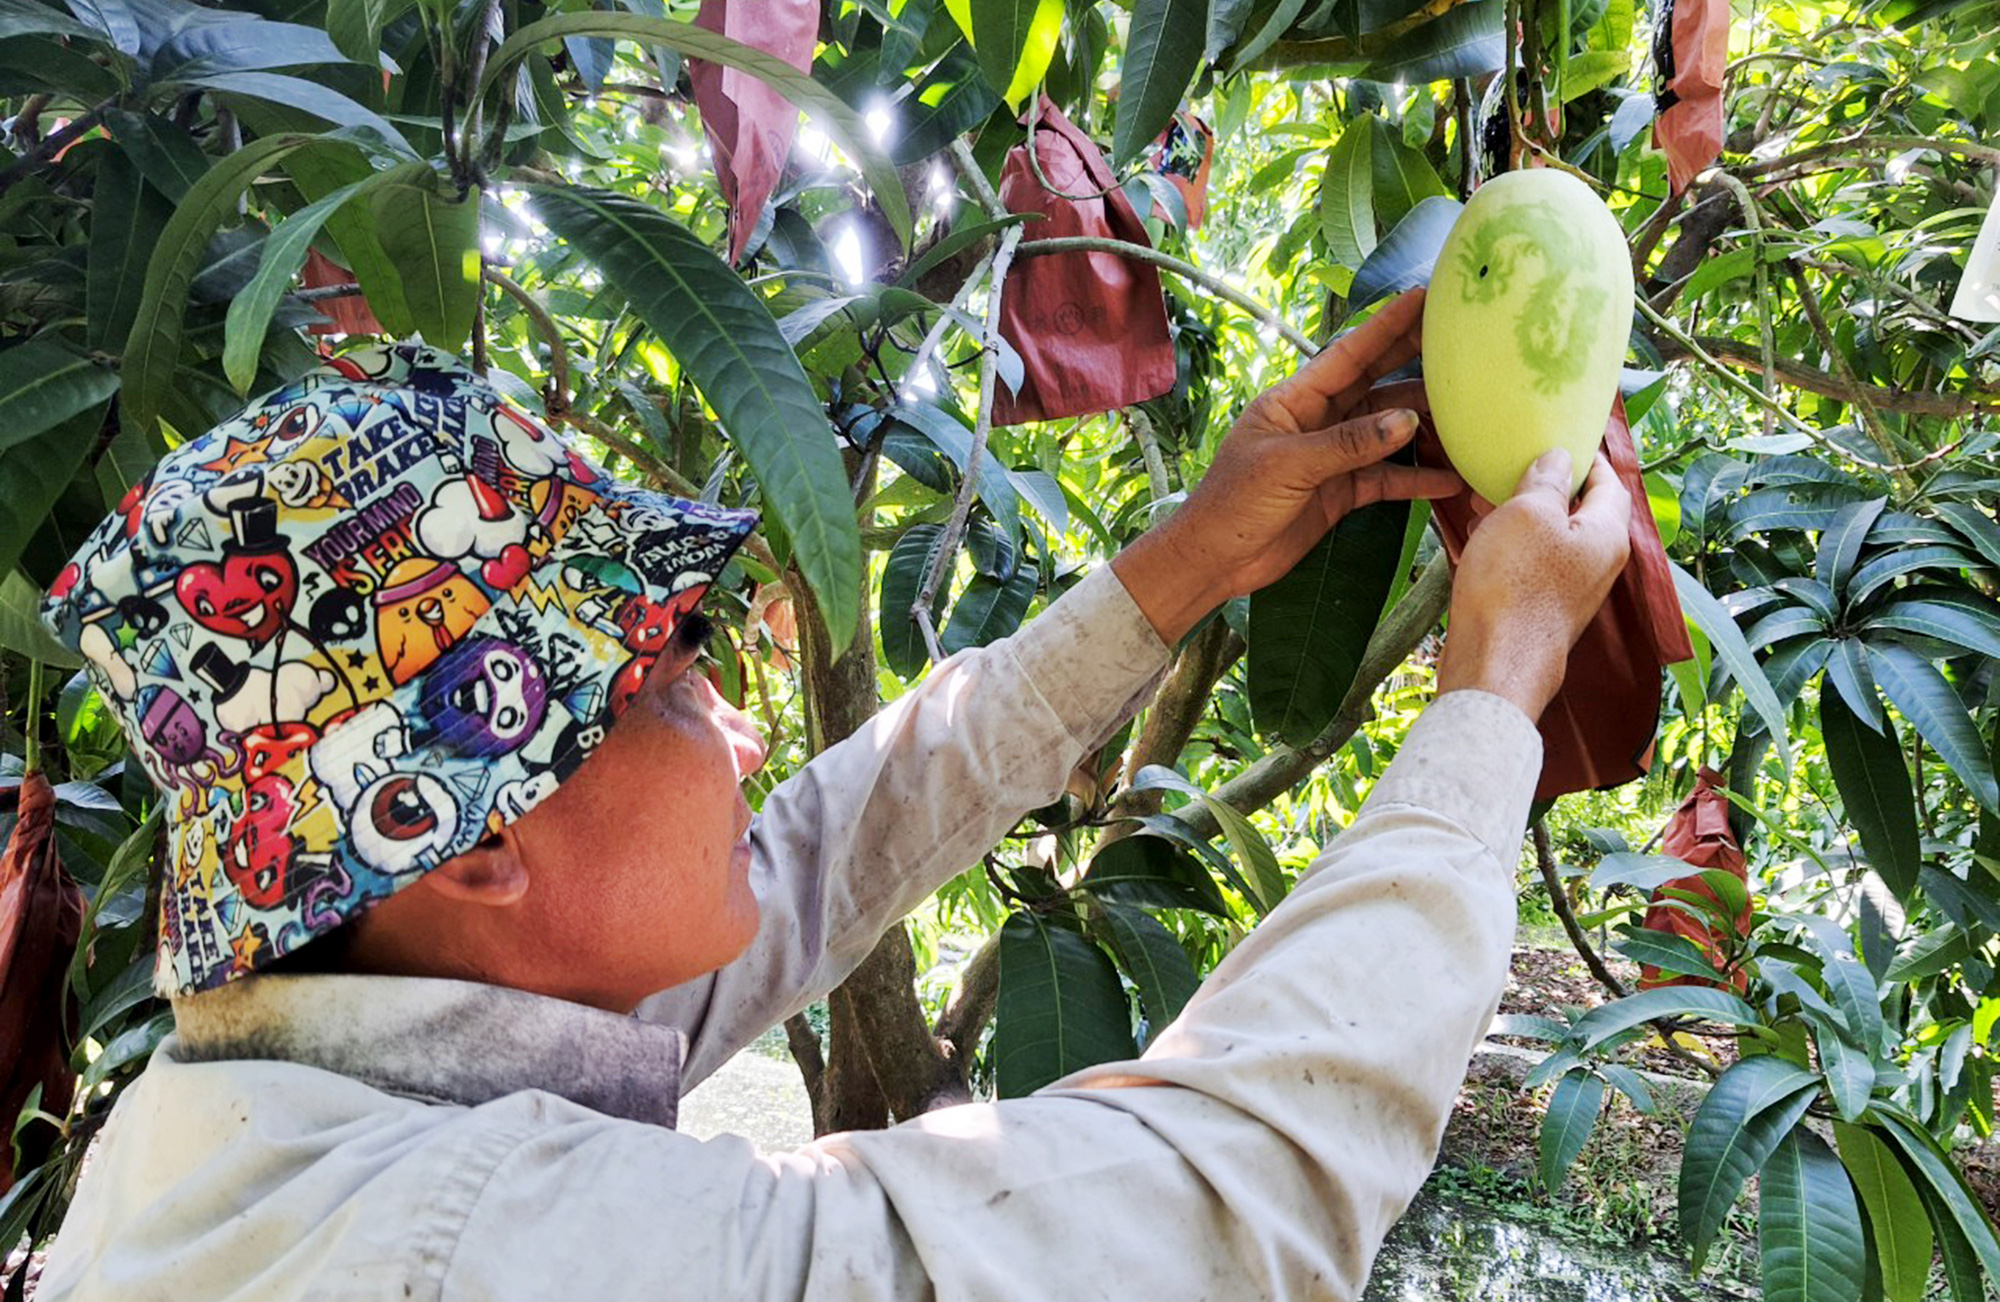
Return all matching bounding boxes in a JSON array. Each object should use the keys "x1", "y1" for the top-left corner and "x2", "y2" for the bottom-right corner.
[{"x1": 37, "y1": 286, "x2": 1629, "y2": 1300}]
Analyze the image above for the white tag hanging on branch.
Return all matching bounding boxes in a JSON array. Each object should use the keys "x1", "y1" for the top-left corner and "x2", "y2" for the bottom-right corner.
[{"x1": 1949, "y1": 176, "x2": 2000, "y2": 322}]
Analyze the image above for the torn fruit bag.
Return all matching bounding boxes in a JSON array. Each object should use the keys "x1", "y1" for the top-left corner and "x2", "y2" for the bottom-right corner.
[{"x1": 0, "y1": 772, "x2": 85, "y2": 1193}]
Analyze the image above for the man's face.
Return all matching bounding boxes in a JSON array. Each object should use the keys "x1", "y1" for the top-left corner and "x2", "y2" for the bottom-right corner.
[{"x1": 510, "y1": 633, "x2": 766, "y2": 1009}]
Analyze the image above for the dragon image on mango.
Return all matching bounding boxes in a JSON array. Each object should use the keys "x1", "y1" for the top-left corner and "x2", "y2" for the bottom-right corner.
[{"x1": 1453, "y1": 199, "x2": 1611, "y2": 394}]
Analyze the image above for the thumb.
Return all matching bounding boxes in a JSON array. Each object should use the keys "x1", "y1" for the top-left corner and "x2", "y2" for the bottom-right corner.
[
  {"x1": 1510, "y1": 447, "x2": 1575, "y2": 504},
  {"x1": 1301, "y1": 407, "x2": 1420, "y2": 477}
]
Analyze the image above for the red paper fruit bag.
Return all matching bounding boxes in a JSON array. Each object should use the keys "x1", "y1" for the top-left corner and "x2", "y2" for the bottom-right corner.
[
  {"x1": 0, "y1": 772, "x2": 85, "y2": 1194},
  {"x1": 302, "y1": 248, "x2": 385, "y2": 336},
  {"x1": 1652, "y1": 0, "x2": 1729, "y2": 194},
  {"x1": 690, "y1": 0, "x2": 818, "y2": 264},
  {"x1": 1637, "y1": 766, "x2": 1750, "y2": 991},
  {"x1": 1379, "y1": 382, "x2": 1693, "y2": 802},
  {"x1": 994, "y1": 97, "x2": 1176, "y2": 425}
]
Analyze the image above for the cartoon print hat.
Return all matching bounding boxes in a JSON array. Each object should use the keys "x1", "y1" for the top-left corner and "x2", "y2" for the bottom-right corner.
[{"x1": 41, "y1": 344, "x2": 757, "y2": 995}]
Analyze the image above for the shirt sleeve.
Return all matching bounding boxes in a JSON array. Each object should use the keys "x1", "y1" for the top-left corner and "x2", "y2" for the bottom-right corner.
[
  {"x1": 638, "y1": 564, "x2": 1174, "y2": 1086},
  {"x1": 451, "y1": 691, "x2": 1543, "y2": 1302}
]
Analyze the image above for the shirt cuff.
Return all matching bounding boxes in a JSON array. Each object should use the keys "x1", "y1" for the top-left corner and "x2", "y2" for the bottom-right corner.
[
  {"x1": 1003, "y1": 565, "x2": 1173, "y2": 752},
  {"x1": 1363, "y1": 689, "x2": 1543, "y2": 863}
]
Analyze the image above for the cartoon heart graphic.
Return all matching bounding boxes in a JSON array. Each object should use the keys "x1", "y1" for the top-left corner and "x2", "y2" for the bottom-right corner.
[
  {"x1": 482, "y1": 543, "x2": 533, "y2": 591},
  {"x1": 176, "y1": 550, "x2": 297, "y2": 648}
]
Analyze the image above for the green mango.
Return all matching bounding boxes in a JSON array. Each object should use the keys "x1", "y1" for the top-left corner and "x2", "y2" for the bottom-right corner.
[{"x1": 1423, "y1": 169, "x2": 1633, "y2": 505}]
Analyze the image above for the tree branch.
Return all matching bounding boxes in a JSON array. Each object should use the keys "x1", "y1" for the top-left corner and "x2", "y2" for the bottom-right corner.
[
  {"x1": 1533, "y1": 821, "x2": 1627, "y2": 999},
  {"x1": 483, "y1": 266, "x2": 571, "y2": 415},
  {"x1": 1644, "y1": 320, "x2": 2000, "y2": 421},
  {"x1": 1735, "y1": 131, "x2": 2000, "y2": 180}
]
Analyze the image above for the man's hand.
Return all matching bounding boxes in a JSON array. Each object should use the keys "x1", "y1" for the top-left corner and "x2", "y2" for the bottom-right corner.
[
  {"x1": 1436, "y1": 447, "x2": 1631, "y2": 720},
  {"x1": 1112, "y1": 289, "x2": 1464, "y2": 643}
]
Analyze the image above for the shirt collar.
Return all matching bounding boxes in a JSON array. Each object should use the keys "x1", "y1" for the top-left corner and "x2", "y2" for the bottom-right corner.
[{"x1": 169, "y1": 973, "x2": 685, "y2": 1129}]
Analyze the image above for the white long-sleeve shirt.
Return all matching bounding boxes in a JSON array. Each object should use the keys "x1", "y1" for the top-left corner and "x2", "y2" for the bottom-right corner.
[{"x1": 37, "y1": 564, "x2": 1541, "y2": 1301}]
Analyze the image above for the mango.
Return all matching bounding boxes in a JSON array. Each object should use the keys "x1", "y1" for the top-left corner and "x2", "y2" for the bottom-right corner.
[{"x1": 1422, "y1": 168, "x2": 1633, "y2": 504}]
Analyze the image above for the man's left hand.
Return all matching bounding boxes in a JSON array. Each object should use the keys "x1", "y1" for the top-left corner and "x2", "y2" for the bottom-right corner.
[{"x1": 1113, "y1": 288, "x2": 1463, "y2": 643}]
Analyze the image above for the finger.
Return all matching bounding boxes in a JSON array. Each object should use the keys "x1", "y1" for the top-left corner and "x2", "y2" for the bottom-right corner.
[
  {"x1": 1350, "y1": 463, "x2": 1465, "y2": 509},
  {"x1": 1358, "y1": 379, "x2": 1429, "y2": 417},
  {"x1": 1570, "y1": 451, "x2": 1631, "y2": 534},
  {"x1": 1326, "y1": 331, "x2": 1426, "y2": 423},
  {"x1": 1267, "y1": 289, "x2": 1426, "y2": 428},
  {"x1": 1510, "y1": 447, "x2": 1576, "y2": 504},
  {"x1": 1297, "y1": 407, "x2": 1422, "y2": 477}
]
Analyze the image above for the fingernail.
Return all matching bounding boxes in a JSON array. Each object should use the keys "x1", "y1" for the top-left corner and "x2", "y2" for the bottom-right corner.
[
  {"x1": 1539, "y1": 447, "x2": 1573, "y2": 476},
  {"x1": 1378, "y1": 409, "x2": 1417, "y2": 439}
]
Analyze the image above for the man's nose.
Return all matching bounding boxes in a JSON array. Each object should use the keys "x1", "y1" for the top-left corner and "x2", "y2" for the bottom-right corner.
[{"x1": 715, "y1": 693, "x2": 767, "y2": 777}]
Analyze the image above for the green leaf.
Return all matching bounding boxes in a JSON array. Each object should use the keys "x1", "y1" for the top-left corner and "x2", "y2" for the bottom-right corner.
[
  {"x1": 892, "y1": 44, "x2": 1002, "y2": 165},
  {"x1": 1782, "y1": 917, "x2": 1885, "y2": 1056},
  {"x1": 1867, "y1": 598, "x2": 2000, "y2": 662},
  {"x1": 1820, "y1": 688, "x2": 1920, "y2": 903},
  {"x1": 1540, "y1": 1069, "x2": 1604, "y2": 1191},
  {"x1": 1083, "y1": 832, "x2": 1230, "y2": 917},
  {"x1": 1129, "y1": 766, "x2": 1285, "y2": 914},
  {"x1": 1761, "y1": 1125, "x2": 1867, "y2": 1302},
  {"x1": 967, "y1": 0, "x2": 1064, "y2": 108},
  {"x1": 187, "y1": 72, "x2": 410, "y2": 154},
  {"x1": 1848, "y1": 546, "x2": 1979, "y2": 606},
  {"x1": 1673, "y1": 562, "x2": 1793, "y2": 776},
  {"x1": 889, "y1": 404, "x2": 1021, "y2": 545},
  {"x1": 1885, "y1": 924, "x2": 1970, "y2": 981},
  {"x1": 0, "y1": 568, "x2": 82, "y2": 667},
  {"x1": 1825, "y1": 637, "x2": 1884, "y2": 733},
  {"x1": 1097, "y1": 901, "x2": 1201, "y2": 1040},
  {"x1": 1350, "y1": 194, "x2": 1460, "y2": 309},
  {"x1": 879, "y1": 523, "x2": 948, "y2": 679},
  {"x1": 0, "y1": 0, "x2": 100, "y2": 42},
  {"x1": 1600, "y1": 1063, "x2": 1656, "y2": 1114},
  {"x1": 1247, "y1": 499, "x2": 1406, "y2": 747},
  {"x1": 1813, "y1": 1019, "x2": 1875, "y2": 1122},
  {"x1": 530, "y1": 185, "x2": 862, "y2": 652},
  {"x1": 1679, "y1": 1056, "x2": 1823, "y2": 1270},
  {"x1": 121, "y1": 131, "x2": 325, "y2": 446},
  {"x1": 1367, "y1": 116, "x2": 1448, "y2": 233},
  {"x1": 0, "y1": 338, "x2": 122, "y2": 461},
  {"x1": 1834, "y1": 1122, "x2": 1934, "y2": 1302},
  {"x1": 942, "y1": 558, "x2": 1038, "y2": 654},
  {"x1": 1873, "y1": 1107, "x2": 2000, "y2": 1285},
  {"x1": 1556, "y1": 48, "x2": 1629, "y2": 100},
  {"x1": 224, "y1": 161, "x2": 424, "y2": 393},
  {"x1": 371, "y1": 170, "x2": 480, "y2": 353},
  {"x1": 1819, "y1": 496, "x2": 1890, "y2": 595},
  {"x1": 1934, "y1": 501, "x2": 2000, "y2": 571},
  {"x1": 0, "y1": 400, "x2": 108, "y2": 580},
  {"x1": 105, "y1": 108, "x2": 212, "y2": 202},
  {"x1": 77, "y1": 1008, "x2": 171, "y2": 1091},
  {"x1": 86, "y1": 148, "x2": 173, "y2": 352},
  {"x1": 1571, "y1": 986, "x2": 1763, "y2": 1053},
  {"x1": 1866, "y1": 642, "x2": 1998, "y2": 813},
  {"x1": 1112, "y1": 0, "x2": 1209, "y2": 167},
  {"x1": 1613, "y1": 926, "x2": 1728, "y2": 981},
  {"x1": 326, "y1": 0, "x2": 411, "y2": 63},
  {"x1": 1317, "y1": 119, "x2": 1376, "y2": 266},
  {"x1": 484, "y1": 14, "x2": 911, "y2": 251},
  {"x1": 1361, "y1": 0, "x2": 1505, "y2": 82},
  {"x1": 994, "y1": 911, "x2": 1138, "y2": 1097}
]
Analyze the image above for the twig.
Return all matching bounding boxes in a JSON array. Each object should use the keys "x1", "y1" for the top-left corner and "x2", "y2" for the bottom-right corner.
[
  {"x1": 1735, "y1": 131, "x2": 2000, "y2": 179},
  {"x1": 0, "y1": 104, "x2": 107, "y2": 196},
  {"x1": 1702, "y1": 172, "x2": 1779, "y2": 440},
  {"x1": 1012, "y1": 236, "x2": 1316, "y2": 357},
  {"x1": 483, "y1": 266, "x2": 572, "y2": 414},
  {"x1": 1534, "y1": 822, "x2": 1628, "y2": 999}
]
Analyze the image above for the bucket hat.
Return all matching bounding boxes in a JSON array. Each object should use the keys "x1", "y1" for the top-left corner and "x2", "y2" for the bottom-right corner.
[{"x1": 41, "y1": 344, "x2": 756, "y2": 994}]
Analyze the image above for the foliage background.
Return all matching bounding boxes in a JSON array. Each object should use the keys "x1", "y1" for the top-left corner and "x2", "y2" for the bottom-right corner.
[{"x1": 0, "y1": 0, "x2": 1998, "y2": 1297}]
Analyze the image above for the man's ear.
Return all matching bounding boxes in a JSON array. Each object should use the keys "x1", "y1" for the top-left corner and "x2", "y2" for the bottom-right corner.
[{"x1": 422, "y1": 827, "x2": 531, "y2": 907}]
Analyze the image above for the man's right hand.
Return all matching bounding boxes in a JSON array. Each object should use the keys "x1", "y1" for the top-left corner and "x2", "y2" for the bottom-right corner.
[{"x1": 1436, "y1": 447, "x2": 1631, "y2": 720}]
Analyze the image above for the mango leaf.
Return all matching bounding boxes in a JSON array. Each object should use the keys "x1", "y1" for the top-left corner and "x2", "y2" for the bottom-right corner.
[
  {"x1": 86, "y1": 149, "x2": 172, "y2": 352},
  {"x1": 1131, "y1": 766, "x2": 1285, "y2": 914},
  {"x1": 879, "y1": 524, "x2": 947, "y2": 679},
  {"x1": 1672, "y1": 562, "x2": 1793, "y2": 776},
  {"x1": 963, "y1": 0, "x2": 1063, "y2": 108},
  {"x1": 1873, "y1": 1106, "x2": 2000, "y2": 1285},
  {"x1": 1866, "y1": 642, "x2": 1998, "y2": 813},
  {"x1": 1540, "y1": 1069, "x2": 1604, "y2": 1191},
  {"x1": 0, "y1": 0, "x2": 100, "y2": 42},
  {"x1": 185, "y1": 71, "x2": 410, "y2": 154},
  {"x1": 1885, "y1": 924, "x2": 1970, "y2": 981},
  {"x1": 0, "y1": 400, "x2": 109, "y2": 580},
  {"x1": 1317, "y1": 119, "x2": 1376, "y2": 266},
  {"x1": 0, "y1": 569, "x2": 82, "y2": 666},
  {"x1": 531, "y1": 185, "x2": 862, "y2": 652},
  {"x1": 1247, "y1": 499, "x2": 1406, "y2": 747},
  {"x1": 326, "y1": 0, "x2": 412, "y2": 63},
  {"x1": 1571, "y1": 986, "x2": 1762, "y2": 1052},
  {"x1": 1818, "y1": 496, "x2": 1889, "y2": 595},
  {"x1": 1096, "y1": 901, "x2": 1201, "y2": 1040},
  {"x1": 1362, "y1": 0, "x2": 1505, "y2": 81},
  {"x1": 941, "y1": 558, "x2": 1038, "y2": 654},
  {"x1": 1867, "y1": 598, "x2": 2000, "y2": 662},
  {"x1": 1612, "y1": 926, "x2": 1728, "y2": 981},
  {"x1": 1368, "y1": 116, "x2": 1447, "y2": 231},
  {"x1": 1934, "y1": 501, "x2": 2000, "y2": 570},
  {"x1": 122, "y1": 131, "x2": 322, "y2": 446},
  {"x1": 1811, "y1": 1018, "x2": 1874, "y2": 1121},
  {"x1": 1680, "y1": 1056, "x2": 1822, "y2": 1270},
  {"x1": 994, "y1": 911, "x2": 1137, "y2": 1097},
  {"x1": 371, "y1": 170, "x2": 481, "y2": 353},
  {"x1": 1820, "y1": 688, "x2": 1919, "y2": 903},
  {"x1": 1780, "y1": 916, "x2": 1885, "y2": 1055},
  {"x1": 1760, "y1": 1125, "x2": 1867, "y2": 1302},
  {"x1": 1834, "y1": 1122, "x2": 1934, "y2": 1302},
  {"x1": 1349, "y1": 195, "x2": 1459, "y2": 308},
  {"x1": 224, "y1": 161, "x2": 425, "y2": 392},
  {"x1": 77, "y1": 1009, "x2": 172, "y2": 1091},
  {"x1": 1083, "y1": 832, "x2": 1230, "y2": 917},
  {"x1": 1824, "y1": 637, "x2": 1884, "y2": 733},
  {"x1": 1112, "y1": 0, "x2": 1208, "y2": 166},
  {"x1": 484, "y1": 14, "x2": 911, "y2": 250},
  {"x1": 889, "y1": 403, "x2": 1021, "y2": 545},
  {"x1": 1591, "y1": 852, "x2": 1696, "y2": 893}
]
